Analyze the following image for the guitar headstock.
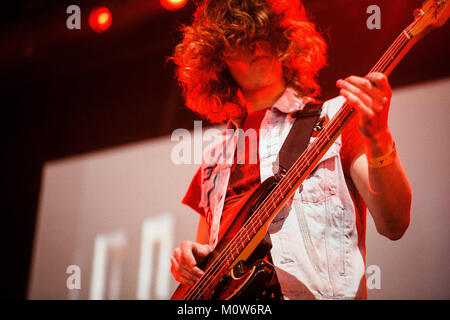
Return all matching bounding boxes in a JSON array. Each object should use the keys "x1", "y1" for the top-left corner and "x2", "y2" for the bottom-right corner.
[{"x1": 409, "y1": 0, "x2": 449, "y2": 37}]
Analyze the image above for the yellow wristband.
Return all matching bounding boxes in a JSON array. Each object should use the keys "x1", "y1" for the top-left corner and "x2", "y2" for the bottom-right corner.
[{"x1": 367, "y1": 142, "x2": 397, "y2": 168}]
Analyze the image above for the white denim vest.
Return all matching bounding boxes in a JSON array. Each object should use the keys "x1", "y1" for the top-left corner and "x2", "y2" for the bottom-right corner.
[{"x1": 197, "y1": 88, "x2": 366, "y2": 299}]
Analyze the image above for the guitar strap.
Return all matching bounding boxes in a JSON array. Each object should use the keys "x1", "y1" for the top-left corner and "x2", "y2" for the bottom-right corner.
[{"x1": 276, "y1": 102, "x2": 324, "y2": 176}]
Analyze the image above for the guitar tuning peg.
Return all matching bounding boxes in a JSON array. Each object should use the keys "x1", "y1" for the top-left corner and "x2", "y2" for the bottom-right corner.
[{"x1": 413, "y1": 8, "x2": 425, "y2": 20}]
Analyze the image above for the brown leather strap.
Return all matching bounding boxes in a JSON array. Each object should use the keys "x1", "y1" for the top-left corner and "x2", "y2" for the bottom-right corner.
[{"x1": 277, "y1": 102, "x2": 323, "y2": 174}]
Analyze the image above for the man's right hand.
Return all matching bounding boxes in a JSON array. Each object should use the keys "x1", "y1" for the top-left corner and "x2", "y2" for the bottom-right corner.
[{"x1": 170, "y1": 240, "x2": 212, "y2": 286}]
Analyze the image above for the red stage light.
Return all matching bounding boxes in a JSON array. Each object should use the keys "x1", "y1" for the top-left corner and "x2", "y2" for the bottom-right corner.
[
  {"x1": 89, "y1": 7, "x2": 112, "y2": 33},
  {"x1": 160, "y1": 0, "x2": 188, "y2": 11}
]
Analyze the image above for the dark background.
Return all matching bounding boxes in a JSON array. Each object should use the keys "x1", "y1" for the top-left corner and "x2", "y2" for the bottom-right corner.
[{"x1": 1, "y1": 0, "x2": 448, "y2": 299}]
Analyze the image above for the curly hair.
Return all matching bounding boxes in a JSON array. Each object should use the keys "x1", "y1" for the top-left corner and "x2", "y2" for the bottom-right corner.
[{"x1": 172, "y1": 0, "x2": 327, "y2": 123}]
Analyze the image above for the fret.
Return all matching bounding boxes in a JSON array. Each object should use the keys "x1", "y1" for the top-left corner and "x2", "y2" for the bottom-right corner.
[
  {"x1": 251, "y1": 223, "x2": 256, "y2": 234},
  {"x1": 223, "y1": 249, "x2": 235, "y2": 264},
  {"x1": 270, "y1": 197, "x2": 277, "y2": 209},
  {"x1": 295, "y1": 167, "x2": 301, "y2": 178},
  {"x1": 286, "y1": 178, "x2": 293, "y2": 189},
  {"x1": 277, "y1": 186, "x2": 287, "y2": 200},
  {"x1": 236, "y1": 239, "x2": 244, "y2": 251},
  {"x1": 315, "y1": 145, "x2": 321, "y2": 156},
  {"x1": 259, "y1": 211, "x2": 266, "y2": 225},
  {"x1": 404, "y1": 29, "x2": 413, "y2": 40},
  {"x1": 258, "y1": 207, "x2": 267, "y2": 221},
  {"x1": 232, "y1": 245, "x2": 239, "y2": 257},
  {"x1": 255, "y1": 213, "x2": 262, "y2": 226},
  {"x1": 271, "y1": 189, "x2": 280, "y2": 203},
  {"x1": 238, "y1": 229, "x2": 250, "y2": 247}
]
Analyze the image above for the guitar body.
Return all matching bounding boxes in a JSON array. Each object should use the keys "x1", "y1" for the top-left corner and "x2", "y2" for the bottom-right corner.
[
  {"x1": 210, "y1": 259, "x2": 277, "y2": 300},
  {"x1": 171, "y1": 177, "x2": 280, "y2": 300}
]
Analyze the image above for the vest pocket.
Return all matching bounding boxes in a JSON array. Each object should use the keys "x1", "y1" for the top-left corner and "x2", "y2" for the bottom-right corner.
[
  {"x1": 338, "y1": 206, "x2": 347, "y2": 276},
  {"x1": 298, "y1": 143, "x2": 339, "y2": 204}
]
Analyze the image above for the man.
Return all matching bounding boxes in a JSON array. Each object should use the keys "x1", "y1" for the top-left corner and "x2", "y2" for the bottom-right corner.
[{"x1": 170, "y1": 0, "x2": 411, "y2": 299}]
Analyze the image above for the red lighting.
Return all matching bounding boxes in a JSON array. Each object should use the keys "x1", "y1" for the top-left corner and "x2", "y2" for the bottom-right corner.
[
  {"x1": 160, "y1": 0, "x2": 188, "y2": 11},
  {"x1": 89, "y1": 7, "x2": 112, "y2": 33}
]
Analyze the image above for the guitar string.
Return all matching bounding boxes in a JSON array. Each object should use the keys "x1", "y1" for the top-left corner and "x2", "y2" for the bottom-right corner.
[
  {"x1": 374, "y1": 9, "x2": 433, "y2": 73},
  {"x1": 369, "y1": 16, "x2": 420, "y2": 73},
  {"x1": 186, "y1": 28, "x2": 412, "y2": 300},
  {"x1": 370, "y1": 20, "x2": 419, "y2": 73}
]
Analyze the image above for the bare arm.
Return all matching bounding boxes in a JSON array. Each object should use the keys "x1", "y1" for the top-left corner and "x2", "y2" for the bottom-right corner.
[
  {"x1": 337, "y1": 73, "x2": 412, "y2": 240},
  {"x1": 350, "y1": 137, "x2": 411, "y2": 239}
]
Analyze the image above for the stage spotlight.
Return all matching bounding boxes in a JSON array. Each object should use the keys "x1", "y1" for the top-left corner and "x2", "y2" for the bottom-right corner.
[
  {"x1": 160, "y1": 0, "x2": 188, "y2": 11},
  {"x1": 89, "y1": 7, "x2": 112, "y2": 33}
]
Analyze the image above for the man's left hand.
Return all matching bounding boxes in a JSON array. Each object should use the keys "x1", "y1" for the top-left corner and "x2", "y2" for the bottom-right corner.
[{"x1": 337, "y1": 72, "x2": 392, "y2": 144}]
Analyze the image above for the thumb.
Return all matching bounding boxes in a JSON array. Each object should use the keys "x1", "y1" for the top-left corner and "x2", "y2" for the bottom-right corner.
[{"x1": 192, "y1": 243, "x2": 212, "y2": 259}]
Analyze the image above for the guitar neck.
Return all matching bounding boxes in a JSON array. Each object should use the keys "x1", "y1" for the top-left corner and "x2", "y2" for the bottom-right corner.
[{"x1": 371, "y1": 19, "x2": 423, "y2": 76}]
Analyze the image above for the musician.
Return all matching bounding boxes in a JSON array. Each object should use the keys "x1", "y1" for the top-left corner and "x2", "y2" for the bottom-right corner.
[{"x1": 170, "y1": 0, "x2": 411, "y2": 299}]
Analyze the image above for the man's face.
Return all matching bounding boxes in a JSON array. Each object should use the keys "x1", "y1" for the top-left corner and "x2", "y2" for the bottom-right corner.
[{"x1": 223, "y1": 40, "x2": 284, "y2": 93}]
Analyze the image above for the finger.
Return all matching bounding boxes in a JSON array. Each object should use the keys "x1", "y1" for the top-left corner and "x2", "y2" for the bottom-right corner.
[
  {"x1": 173, "y1": 247, "x2": 196, "y2": 278},
  {"x1": 171, "y1": 255, "x2": 182, "y2": 277},
  {"x1": 365, "y1": 72, "x2": 391, "y2": 99},
  {"x1": 171, "y1": 256, "x2": 200, "y2": 283},
  {"x1": 173, "y1": 247, "x2": 181, "y2": 266},
  {"x1": 192, "y1": 243, "x2": 212, "y2": 259},
  {"x1": 340, "y1": 76, "x2": 388, "y2": 106},
  {"x1": 192, "y1": 266, "x2": 205, "y2": 279},
  {"x1": 337, "y1": 79, "x2": 373, "y2": 107},
  {"x1": 339, "y1": 88, "x2": 375, "y2": 120},
  {"x1": 180, "y1": 241, "x2": 197, "y2": 269},
  {"x1": 173, "y1": 268, "x2": 196, "y2": 286}
]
